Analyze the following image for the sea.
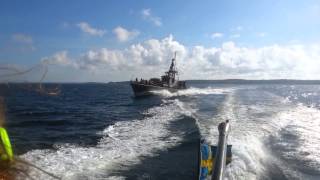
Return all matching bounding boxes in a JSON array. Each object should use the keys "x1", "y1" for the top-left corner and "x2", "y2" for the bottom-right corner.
[{"x1": 3, "y1": 80, "x2": 320, "y2": 180}]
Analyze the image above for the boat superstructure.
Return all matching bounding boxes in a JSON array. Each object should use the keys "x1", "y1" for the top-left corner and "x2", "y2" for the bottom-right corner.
[{"x1": 130, "y1": 53, "x2": 186, "y2": 96}]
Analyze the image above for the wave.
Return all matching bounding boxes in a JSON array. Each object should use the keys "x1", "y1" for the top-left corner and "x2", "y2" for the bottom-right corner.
[
  {"x1": 151, "y1": 87, "x2": 232, "y2": 97},
  {"x1": 198, "y1": 89, "x2": 291, "y2": 179},
  {"x1": 269, "y1": 105, "x2": 320, "y2": 179},
  {"x1": 20, "y1": 99, "x2": 189, "y2": 179},
  {"x1": 18, "y1": 85, "x2": 320, "y2": 179},
  {"x1": 224, "y1": 91, "x2": 320, "y2": 179}
]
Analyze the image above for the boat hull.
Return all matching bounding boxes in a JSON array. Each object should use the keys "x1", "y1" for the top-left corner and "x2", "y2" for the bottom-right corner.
[{"x1": 130, "y1": 82, "x2": 185, "y2": 96}]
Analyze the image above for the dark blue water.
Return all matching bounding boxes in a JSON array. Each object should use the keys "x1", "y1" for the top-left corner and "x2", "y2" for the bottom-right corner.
[
  {"x1": 5, "y1": 83, "x2": 157, "y2": 153},
  {"x1": 2, "y1": 81, "x2": 320, "y2": 179}
]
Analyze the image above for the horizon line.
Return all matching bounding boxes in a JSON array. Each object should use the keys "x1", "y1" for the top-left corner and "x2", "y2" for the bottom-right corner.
[{"x1": 3, "y1": 79, "x2": 320, "y2": 84}]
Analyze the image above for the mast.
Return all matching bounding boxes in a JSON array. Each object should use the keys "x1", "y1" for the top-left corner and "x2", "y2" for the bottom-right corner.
[
  {"x1": 169, "y1": 52, "x2": 176, "y2": 72},
  {"x1": 166, "y1": 52, "x2": 178, "y2": 86}
]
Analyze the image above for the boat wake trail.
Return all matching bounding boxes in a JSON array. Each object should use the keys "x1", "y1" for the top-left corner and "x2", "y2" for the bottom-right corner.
[
  {"x1": 151, "y1": 87, "x2": 232, "y2": 97},
  {"x1": 220, "y1": 88, "x2": 320, "y2": 180},
  {"x1": 20, "y1": 99, "x2": 190, "y2": 179},
  {"x1": 268, "y1": 105, "x2": 320, "y2": 179},
  {"x1": 182, "y1": 86, "x2": 318, "y2": 180},
  {"x1": 18, "y1": 84, "x2": 320, "y2": 180},
  {"x1": 213, "y1": 90, "x2": 285, "y2": 180}
]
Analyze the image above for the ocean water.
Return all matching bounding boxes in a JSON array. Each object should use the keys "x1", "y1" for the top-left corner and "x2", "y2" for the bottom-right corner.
[{"x1": 3, "y1": 81, "x2": 320, "y2": 180}]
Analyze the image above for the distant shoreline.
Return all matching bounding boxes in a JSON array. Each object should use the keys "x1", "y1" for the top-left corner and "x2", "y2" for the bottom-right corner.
[
  {"x1": 3, "y1": 79, "x2": 320, "y2": 85},
  {"x1": 186, "y1": 79, "x2": 320, "y2": 84}
]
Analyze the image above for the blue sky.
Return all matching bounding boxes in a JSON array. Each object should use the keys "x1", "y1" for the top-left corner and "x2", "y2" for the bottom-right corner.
[{"x1": 1, "y1": 0, "x2": 320, "y2": 81}]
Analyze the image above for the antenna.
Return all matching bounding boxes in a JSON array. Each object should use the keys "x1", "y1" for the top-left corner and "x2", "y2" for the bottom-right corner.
[{"x1": 173, "y1": 52, "x2": 177, "y2": 72}]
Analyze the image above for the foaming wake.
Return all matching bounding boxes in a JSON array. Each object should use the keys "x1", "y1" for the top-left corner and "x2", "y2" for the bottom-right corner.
[
  {"x1": 223, "y1": 90, "x2": 320, "y2": 180},
  {"x1": 177, "y1": 87, "x2": 274, "y2": 179},
  {"x1": 269, "y1": 105, "x2": 320, "y2": 179},
  {"x1": 206, "y1": 89, "x2": 292, "y2": 179},
  {"x1": 20, "y1": 99, "x2": 189, "y2": 179},
  {"x1": 201, "y1": 91, "x2": 274, "y2": 179},
  {"x1": 151, "y1": 87, "x2": 232, "y2": 97},
  {"x1": 149, "y1": 86, "x2": 234, "y2": 143},
  {"x1": 225, "y1": 135, "x2": 270, "y2": 180},
  {"x1": 199, "y1": 92, "x2": 237, "y2": 145}
]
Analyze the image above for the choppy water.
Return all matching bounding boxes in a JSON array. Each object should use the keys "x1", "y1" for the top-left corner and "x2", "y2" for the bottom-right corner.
[{"x1": 3, "y1": 81, "x2": 320, "y2": 179}]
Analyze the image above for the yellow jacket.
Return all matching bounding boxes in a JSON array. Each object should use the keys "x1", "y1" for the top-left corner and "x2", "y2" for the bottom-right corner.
[{"x1": 0, "y1": 127, "x2": 13, "y2": 162}]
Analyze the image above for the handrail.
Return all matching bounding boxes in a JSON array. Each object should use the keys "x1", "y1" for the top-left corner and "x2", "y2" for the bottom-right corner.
[{"x1": 211, "y1": 120, "x2": 230, "y2": 180}]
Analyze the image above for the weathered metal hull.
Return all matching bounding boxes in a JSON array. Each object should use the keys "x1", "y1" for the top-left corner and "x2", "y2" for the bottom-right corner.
[{"x1": 130, "y1": 82, "x2": 185, "y2": 96}]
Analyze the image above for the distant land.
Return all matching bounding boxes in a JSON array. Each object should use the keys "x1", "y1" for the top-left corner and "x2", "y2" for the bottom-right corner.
[
  {"x1": 187, "y1": 79, "x2": 320, "y2": 84},
  {"x1": 2, "y1": 79, "x2": 320, "y2": 85}
]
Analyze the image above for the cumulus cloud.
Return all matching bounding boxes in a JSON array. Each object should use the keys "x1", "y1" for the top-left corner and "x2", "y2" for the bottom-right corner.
[
  {"x1": 211, "y1": 33, "x2": 224, "y2": 39},
  {"x1": 231, "y1": 26, "x2": 244, "y2": 32},
  {"x1": 236, "y1": 26, "x2": 243, "y2": 31},
  {"x1": 43, "y1": 36, "x2": 320, "y2": 80},
  {"x1": 41, "y1": 51, "x2": 75, "y2": 67},
  {"x1": 78, "y1": 49, "x2": 126, "y2": 71},
  {"x1": 76, "y1": 22, "x2": 106, "y2": 36},
  {"x1": 230, "y1": 34, "x2": 240, "y2": 38},
  {"x1": 141, "y1": 9, "x2": 162, "y2": 26},
  {"x1": 256, "y1": 32, "x2": 266, "y2": 37},
  {"x1": 113, "y1": 26, "x2": 140, "y2": 42},
  {"x1": 76, "y1": 35, "x2": 186, "y2": 71}
]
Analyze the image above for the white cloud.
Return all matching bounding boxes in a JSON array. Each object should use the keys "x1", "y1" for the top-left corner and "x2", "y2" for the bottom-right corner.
[
  {"x1": 257, "y1": 32, "x2": 266, "y2": 37},
  {"x1": 76, "y1": 22, "x2": 106, "y2": 36},
  {"x1": 113, "y1": 26, "x2": 140, "y2": 42},
  {"x1": 230, "y1": 26, "x2": 243, "y2": 32},
  {"x1": 228, "y1": 26, "x2": 243, "y2": 39},
  {"x1": 78, "y1": 49, "x2": 126, "y2": 71},
  {"x1": 236, "y1": 26, "x2": 243, "y2": 31},
  {"x1": 41, "y1": 51, "x2": 75, "y2": 67},
  {"x1": 42, "y1": 36, "x2": 320, "y2": 80},
  {"x1": 141, "y1": 9, "x2": 162, "y2": 26},
  {"x1": 76, "y1": 35, "x2": 186, "y2": 71},
  {"x1": 211, "y1": 33, "x2": 224, "y2": 39},
  {"x1": 230, "y1": 34, "x2": 240, "y2": 38}
]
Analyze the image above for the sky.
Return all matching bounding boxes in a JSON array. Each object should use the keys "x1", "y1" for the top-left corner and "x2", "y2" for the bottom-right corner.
[{"x1": 1, "y1": 0, "x2": 320, "y2": 82}]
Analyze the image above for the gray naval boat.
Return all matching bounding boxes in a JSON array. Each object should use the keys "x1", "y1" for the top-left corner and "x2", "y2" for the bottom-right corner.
[{"x1": 130, "y1": 53, "x2": 187, "y2": 96}]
